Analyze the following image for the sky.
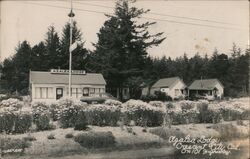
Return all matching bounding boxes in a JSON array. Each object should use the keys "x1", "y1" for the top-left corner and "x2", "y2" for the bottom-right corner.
[{"x1": 0, "y1": 0, "x2": 249, "y2": 61}]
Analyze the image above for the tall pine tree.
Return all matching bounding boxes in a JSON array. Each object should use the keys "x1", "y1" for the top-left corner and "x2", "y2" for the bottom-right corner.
[{"x1": 89, "y1": 0, "x2": 165, "y2": 99}]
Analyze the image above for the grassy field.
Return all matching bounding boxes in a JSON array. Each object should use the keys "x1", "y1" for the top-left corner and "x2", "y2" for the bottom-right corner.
[{"x1": 2, "y1": 120, "x2": 249, "y2": 159}]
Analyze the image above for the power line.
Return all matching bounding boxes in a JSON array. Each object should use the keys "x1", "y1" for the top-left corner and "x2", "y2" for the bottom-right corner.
[
  {"x1": 24, "y1": 2, "x2": 110, "y2": 15},
  {"x1": 23, "y1": 2, "x2": 245, "y2": 31},
  {"x1": 143, "y1": 17, "x2": 243, "y2": 30},
  {"x1": 74, "y1": 1, "x2": 240, "y2": 26}
]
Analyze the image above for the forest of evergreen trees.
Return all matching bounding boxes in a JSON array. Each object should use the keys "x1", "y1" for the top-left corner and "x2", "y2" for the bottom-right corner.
[{"x1": 0, "y1": 0, "x2": 249, "y2": 98}]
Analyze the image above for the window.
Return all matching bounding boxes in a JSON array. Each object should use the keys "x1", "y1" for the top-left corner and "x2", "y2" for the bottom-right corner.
[
  {"x1": 35, "y1": 87, "x2": 53, "y2": 99},
  {"x1": 95, "y1": 88, "x2": 100, "y2": 93},
  {"x1": 35, "y1": 88, "x2": 41, "y2": 98},
  {"x1": 100, "y1": 88, "x2": 105, "y2": 93},
  {"x1": 48, "y1": 88, "x2": 53, "y2": 98},
  {"x1": 77, "y1": 88, "x2": 82, "y2": 98},
  {"x1": 175, "y1": 89, "x2": 179, "y2": 96},
  {"x1": 90, "y1": 88, "x2": 95, "y2": 94},
  {"x1": 72, "y1": 88, "x2": 77, "y2": 98}
]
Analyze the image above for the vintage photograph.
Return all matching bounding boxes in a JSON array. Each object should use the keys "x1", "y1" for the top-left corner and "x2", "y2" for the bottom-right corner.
[{"x1": 0, "y1": 0, "x2": 249, "y2": 158}]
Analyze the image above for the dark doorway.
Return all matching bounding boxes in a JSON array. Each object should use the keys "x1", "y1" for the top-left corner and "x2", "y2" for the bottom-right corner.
[
  {"x1": 56, "y1": 88, "x2": 63, "y2": 100},
  {"x1": 83, "y1": 88, "x2": 89, "y2": 96}
]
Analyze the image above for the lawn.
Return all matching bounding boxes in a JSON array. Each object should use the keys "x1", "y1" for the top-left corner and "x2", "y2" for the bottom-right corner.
[{"x1": 2, "y1": 120, "x2": 249, "y2": 159}]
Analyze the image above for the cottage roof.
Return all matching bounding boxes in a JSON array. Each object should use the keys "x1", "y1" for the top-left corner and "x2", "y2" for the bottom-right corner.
[
  {"x1": 30, "y1": 71, "x2": 106, "y2": 85},
  {"x1": 188, "y1": 79, "x2": 223, "y2": 90},
  {"x1": 151, "y1": 77, "x2": 185, "y2": 88}
]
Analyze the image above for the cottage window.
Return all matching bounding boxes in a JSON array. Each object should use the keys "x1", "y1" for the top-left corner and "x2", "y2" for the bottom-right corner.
[
  {"x1": 72, "y1": 88, "x2": 77, "y2": 98},
  {"x1": 48, "y1": 88, "x2": 53, "y2": 98},
  {"x1": 95, "y1": 88, "x2": 100, "y2": 93},
  {"x1": 35, "y1": 88, "x2": 41, "y2": 98},
  {"x1": 175, "y1": 89, "x2": 179, "y2": 96},
  {"x1": 77, "y1": 88, "x2": 82, "y2": 98},
  {"x1": 90, "y1": 88, "x2": 95, "y2": 94},
  {"x1": 100, "y1": 88, "x2": 105, "y2": 93},
  {"x1": 35, "y1": 87, "x2": 53, "y2": 99}
]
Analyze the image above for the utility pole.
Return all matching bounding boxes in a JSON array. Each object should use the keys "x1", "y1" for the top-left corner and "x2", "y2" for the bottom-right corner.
[{"x1": 68, "y1": 0, "x2": 75, "y2": 97}]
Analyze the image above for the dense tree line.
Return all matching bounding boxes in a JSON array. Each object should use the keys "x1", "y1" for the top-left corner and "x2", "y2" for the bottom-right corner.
[
  {"x1": 146, "y1": 46, "x2": 249, "y2": 97},
  {"x1": 0, "y1": 0, "x2": 249, "y2": 98},
  {"x1": 0, "y1": 22, "x2": 88, "y2": 94}
]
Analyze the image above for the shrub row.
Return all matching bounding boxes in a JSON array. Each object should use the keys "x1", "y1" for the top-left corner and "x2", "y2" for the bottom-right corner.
[{"x1": 1, "y1": 98, "x2": 249, "y2": 134}]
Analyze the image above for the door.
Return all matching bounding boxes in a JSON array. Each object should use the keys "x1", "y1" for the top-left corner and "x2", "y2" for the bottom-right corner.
[
  {"x1": 83, "y1": 88, "x2": 89, "y2": 96},
  {"x1": 56, "y1": 88, "x2": 63, "y2": 100}
]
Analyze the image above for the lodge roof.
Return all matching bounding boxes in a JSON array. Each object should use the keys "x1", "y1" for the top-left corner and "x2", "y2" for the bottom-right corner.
[
  {"x1": 151, "y1": 77, "x2": 185, "y2": 88},
  {"x1": 30, "y1": 71, "x2": 106, "y2": 85},
  {"x1": 188, "y1": 79, "x2": 223, "y2": 90}
]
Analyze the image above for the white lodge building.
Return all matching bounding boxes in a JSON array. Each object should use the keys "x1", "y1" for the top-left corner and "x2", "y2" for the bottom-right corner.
[{"x1": 29, "y1": 69, "x2": 106, "y2": 102}]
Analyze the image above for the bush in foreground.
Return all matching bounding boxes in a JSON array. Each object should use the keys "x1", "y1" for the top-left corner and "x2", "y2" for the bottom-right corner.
[
  {"x1": 212, "y1": 123, "x2": 249, "y2": 141},
  {"x1": 47, "y1": 134, "x2": 56, "y2": 140},
  {"x1": 14, "y1": 113, "x2": 33, "y2": 133},
  {"x1": 65, "y1": 133, "x2": 74, "y2": 139},
  {"x1": 74, "y1": 131, "x2": 116, "y2": 148},
  {"x1": 0, "y1": 138, "x2": 31, "y2": 155},
  {"x1": 85, "y1": 104, "x2": 121, "y2": 126},
  {"x1": 0, "y1": 111, "x2": 32, "y2": 134},
  {"x1": 122, "y1": 100, "x2": 165, "y2": 127}
]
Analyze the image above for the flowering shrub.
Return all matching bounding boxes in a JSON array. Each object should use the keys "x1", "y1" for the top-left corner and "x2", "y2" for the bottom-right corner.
[
  {"x1": 85, "y1": 104, "x2": 121, "y2": 126},
  {"x1": 31, "y1": 102, "x2": 51, "y2": 131},
  {"x1": 0, "y1": 137, "x2": 31, "y2": 155},
  {"x1": 122, "y1": 100, "x2": 165, "y2": 126},
  {"x1": 171, "y1": 101, "x2": 200, "y2": 124},
  {"x1": 220, "y1": 101, "x2": 248, "y2": 121},
  {"x1": 104, "y1": 99, "x2": 122, "y2": 106},
  {"x1": 208, "y1": 100, "x2": 249, "y2": 121},
  {"x1": 59, "y1": 104, "x2": 81, "y2": 128},
  {"x1": 0, "y1": 112, "x2": 15, "y2": 133},
  {"x1": 50, "y1": 98, "x2": 87, "y2": 121},
  {"x1": 49, "y1": 103, "x2": 62, "y2": 121},
  {"x1": 74, "y1": 109, "x2": 88, "y2": 130},
  {"x1": 0, "y1": 98, "x2": 23, "y2": 111},
  {"x1": 31, "y1": 102, "x2": 49, "y2": 119},
  {"x1": 197, "y1": 100, "x2": 221, "y2": 123},
  {"x1": 34, "y1": 113, "x2": 51, "y2": 131},
  {"x1": 14, "y1": 112, "x2": 32, "y2": 133},
  {"x1": 149, "y1": 101, "x2": 165, "y2": 108},
  {"x1": 0, "y1": 111, "x2": 32, "y2": 134}
]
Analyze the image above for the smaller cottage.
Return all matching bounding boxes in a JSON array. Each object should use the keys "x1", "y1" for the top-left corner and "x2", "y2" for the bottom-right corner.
[
  {"x1": 188, "y1": 79, "x2": 224, "y2": 99},
  {"x1": 143, "y1": 77, "x2": 186, "y2": 99}
]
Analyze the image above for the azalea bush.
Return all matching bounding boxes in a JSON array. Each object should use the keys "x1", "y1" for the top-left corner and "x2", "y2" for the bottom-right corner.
[
  {"x1": 74, "y1": 131, "x2": 116, "y2": 148},
  {"x1": 31, "y1": 102, "x2": 51, "y2": 131},
  {"x1": 0, "y1": 112, "x2": 15, "y2": 133},
  {"x1": 104, "y1": 99, "x2": 122, "y2": 106},
  {"x1": 0, "y1": 98, "x2": 23, "y2": 111},
  {"x1": 13, "y1": 112, "x2": 32, "y2": 133},
  {"x1": 0, "y1": 109, "x2": 32, "y2": 134},
  {"x1": 171, "y1": 101, "x2": 200, "y2": 124},
  {"x1": 50, "y1": 98, "x2": 87, "y2": 121},
  {"x1": 59, "y1": 104, "x2": 81, "y2": 128},
  {"x1": 122, "y1": 100, "x2": 165, "y2": 127},
  {"x1": 197, "y1": 100, "x2": 221, "y2": 123},
  {"x1": 149, "y1": 101, "x2": 165, "y2": 108},
  {"x1": 0, "y1": 137, "x2": 31, "y2": 155},
  {"x1": 85, "y1": 104, "x2": 121, "y2": 126}
]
